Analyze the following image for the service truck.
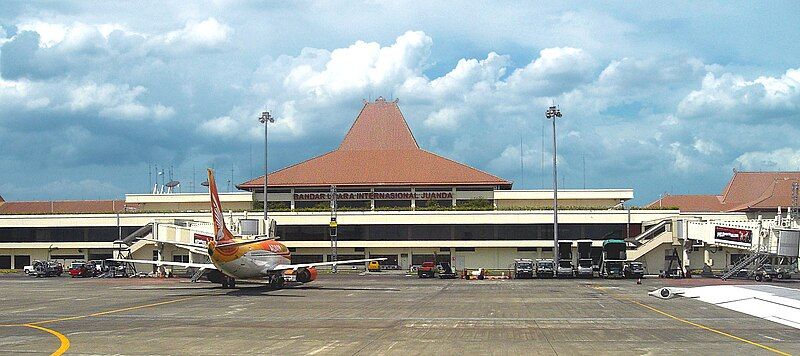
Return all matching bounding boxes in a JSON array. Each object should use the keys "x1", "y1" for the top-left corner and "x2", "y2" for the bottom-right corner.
[
  {"x1": 576, "y1": 240, "x2": 594, "y2": 278},
  {"x1": 601, "y1": 239, "x2": 627, "y2": 278},
  {"x1": 556, "y1": 241, "x2": 574, "y2": 278}
]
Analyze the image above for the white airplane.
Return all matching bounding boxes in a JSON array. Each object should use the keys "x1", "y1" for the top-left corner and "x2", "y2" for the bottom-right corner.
[{"x1": 112, "y1": 169, "x2": 384, "y2": 288}]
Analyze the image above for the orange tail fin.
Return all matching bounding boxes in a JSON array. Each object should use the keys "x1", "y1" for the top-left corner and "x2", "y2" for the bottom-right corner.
[{"x1": 207, "y1": 169, "x2": 234, "y2": 242}]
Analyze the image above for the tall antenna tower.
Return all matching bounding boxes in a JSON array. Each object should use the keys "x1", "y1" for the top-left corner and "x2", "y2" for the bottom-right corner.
[
  {"x1": 792, "y1": 181, "x2": 799, "y2": 219},
  {"x1": 520, "y1": 136, "x2": 524, "y2": 188},
  {"x1": 582, "y1": 153, "x2": 586, "y2": 189}
]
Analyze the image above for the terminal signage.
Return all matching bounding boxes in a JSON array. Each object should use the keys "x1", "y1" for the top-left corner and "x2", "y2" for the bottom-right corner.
[
  {"x1": 293, "y1": 191, "x2": 453, "y2": 201},
  {"x1": 714, "y1": 226, "x2": 752, "y2": 244}
]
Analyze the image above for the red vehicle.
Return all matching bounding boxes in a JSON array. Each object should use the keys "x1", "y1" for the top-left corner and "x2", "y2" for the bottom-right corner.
[
  {"x1": 68, "y1": 261, "x2": 95, "y2": 278},
  {"x1": 418, "y1": 261, "x2": 436, "y2": 278}
]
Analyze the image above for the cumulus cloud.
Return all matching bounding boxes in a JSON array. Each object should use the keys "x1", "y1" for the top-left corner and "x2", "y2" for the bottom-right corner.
[
  {"x1": 0, "y1": 18, "x2": 231, "y2": 80},
  {"x1": 504, "y1": 47, "x2": 597, "y2": 96},
  {"x1": 693, "y1": 138, "x2": 723, "y2": 155},
  {"x1": 735, "y1": 148, "x2": 800, "y2": 171},
  {"x1": 678, "y1": 68, "x2": 800, "y2": 120},
  {"x1": 67, "y1": 82, "x2": 173, "y2": 120},
  {"x1": 155, "y1": 18, "x2": 232, "y2": 52},
  {"x1": 1, "y1": 2, "x2": 799, "y2": 203}
]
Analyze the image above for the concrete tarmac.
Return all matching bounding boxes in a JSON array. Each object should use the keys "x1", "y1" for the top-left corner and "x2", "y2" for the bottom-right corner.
[{"x1": 0, "y1": 273, "x2": 798, "y2": 355}]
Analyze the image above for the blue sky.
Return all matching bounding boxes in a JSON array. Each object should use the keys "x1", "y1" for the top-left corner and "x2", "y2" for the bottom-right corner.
[{"x1": 1, "y1": 1, "x2": 799, "y2": 204}]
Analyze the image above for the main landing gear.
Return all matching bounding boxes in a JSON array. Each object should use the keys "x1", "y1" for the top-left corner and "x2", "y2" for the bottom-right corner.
[
  {"x1": 270, "y1": 275, "x2": 285, "y2": 289},
  {"x1": 221, "y1": 276, "x2": 236, "y2": 288}
]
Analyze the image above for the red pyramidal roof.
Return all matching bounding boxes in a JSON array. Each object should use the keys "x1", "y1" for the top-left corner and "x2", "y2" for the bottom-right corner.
[
  {"x1": 646, "y1": 171, "x2": 800, "y2": 212},
  {"x1": 239, "y1": 98, "x2": 511, "y2": 189}
]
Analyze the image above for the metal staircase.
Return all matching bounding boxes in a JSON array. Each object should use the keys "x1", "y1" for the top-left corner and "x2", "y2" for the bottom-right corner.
[{"x1": 721, "y1": 250, "x2": 771, "y2": 280}]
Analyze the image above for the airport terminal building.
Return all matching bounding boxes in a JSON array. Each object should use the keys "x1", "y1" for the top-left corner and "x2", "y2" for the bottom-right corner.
[{"x1": 1, "y1": 99, "x2": 797, "y2": 275}]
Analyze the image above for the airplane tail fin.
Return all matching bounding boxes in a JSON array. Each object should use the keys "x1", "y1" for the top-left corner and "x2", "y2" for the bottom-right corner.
[{"x1": 207, "y1": 169, "x2": 234, "y2": 242}]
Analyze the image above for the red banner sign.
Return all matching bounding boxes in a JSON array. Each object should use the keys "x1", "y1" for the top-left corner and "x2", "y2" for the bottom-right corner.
[{"x1": 715, "y1": 226, "x2": 752, "y2": 244}]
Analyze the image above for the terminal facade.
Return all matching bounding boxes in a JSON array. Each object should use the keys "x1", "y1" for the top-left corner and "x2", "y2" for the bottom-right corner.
[{"x1": 1, "y1": 99, "x2": 798, "y2": 275}]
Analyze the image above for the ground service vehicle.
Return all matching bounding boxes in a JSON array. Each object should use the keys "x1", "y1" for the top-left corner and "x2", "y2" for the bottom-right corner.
[
  {"x1": 438, "y1": 262, "x2": 457, "y2": 279},
  {"x1": 556, "y1": 241, "x2": 574, "y2": 278},
  {"x1": 754, "y1": 264, "x2": 781, "y2": 282},
  {"x1": 69, "y1": 261, "x2": 95, "y2": 278},
  {"x1": 29, "y1": 260, "x2": 63, "y2": 277},
  {"x1": 536, "y1": 259, "x2": 555, "y2": 278},
  {"x1": 625, "y1": 261, "x2": 645, "y2": 279},
  {"x1": 418, "y1": 261, "x2": 436, "y2": 278},
  {"x1": 576, "y1": 240, "x2": 593, "y2": 278},
  {"x1": 514, "y1": 259, "x2": 534, "y2": 279},
  {"x1": 368, "y1": 260, "x2": 381, "y2": 272},
  {"x1": 602, "y1": 239, "x2": 626, "y2": 278}
]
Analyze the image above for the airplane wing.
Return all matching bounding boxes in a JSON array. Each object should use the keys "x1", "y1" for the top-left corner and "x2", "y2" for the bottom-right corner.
[
  {"x1": 274, "y1": 257, "x2": 387, "y2": 271},
  {"x1": 108, "y1": 258, "x2": 217, "y2": 270}
]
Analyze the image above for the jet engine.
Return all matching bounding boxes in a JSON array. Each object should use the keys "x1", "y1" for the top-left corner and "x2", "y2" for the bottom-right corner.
[
  {"x1": 296, "y1": 267, "x2": 318, "y2": 283},
  {"x1": 648, "y1": 287, "x2": 685, "y2": 299}
]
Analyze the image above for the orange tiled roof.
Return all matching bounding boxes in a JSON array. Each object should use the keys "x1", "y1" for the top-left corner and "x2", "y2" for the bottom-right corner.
[
  {"x1": 239, "y1": 98, "x2": 511, "y2": 189},
  {"x1": 647, "y1": 194, "x2": 724, "y2": 211},
  {"x1": 0, "y1": 200, "x2": 127, "y2": 214},
  {"x1": 647, "y1": 171, "x2": 800, "y2": 212}
]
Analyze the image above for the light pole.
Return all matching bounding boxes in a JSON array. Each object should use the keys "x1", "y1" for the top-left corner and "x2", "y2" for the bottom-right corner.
[
  {"x1": 258, "y1": 111, "x2": 275, "y2": 226},
  {"x1": 545, "y1": 105, "x2": 562, "y2": 271}
]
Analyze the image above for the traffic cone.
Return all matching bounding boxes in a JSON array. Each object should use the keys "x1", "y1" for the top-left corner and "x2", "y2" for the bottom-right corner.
[{"x1": 637, "y1": 277, "x2": 642, "y2": 285}]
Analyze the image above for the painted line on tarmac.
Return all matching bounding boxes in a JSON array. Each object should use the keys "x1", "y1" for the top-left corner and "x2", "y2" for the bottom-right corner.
[
  {"x1": 592, "y1": 287, "x2": 791, "y2": 356},
  {"x1": 625, "y1": 298, "x2": 791, "y2": 356},
  {"x1": 29, "y1": 296, "x2": 197, "y2": 325},
  {"x1": 1, "y1": 296, "x2": 196, "y2": 355},
  {"x1": 0, "y1": 324, "x2": 70, "y2": 356},
  {"x1": 23, "y1": 324, "x2": 70, "y2": 356}
]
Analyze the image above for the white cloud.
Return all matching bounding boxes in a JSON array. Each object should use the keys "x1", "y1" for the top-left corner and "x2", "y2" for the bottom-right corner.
[
  {"x1": 693, "y1": 138, "x2": 722, "y2": 155},
  {"x1": 504, "y1": 47, "x2": 596, "y2": 96},
  {"x1": 67, "y1": 82, "x2": 174, "y2": 120},
  {"x1": 735, "y1": 148, "x2": 800, "y2": 171},
  {"x1": 16, "y1": 21, "x2": 68, "y2": 47},
  {"x1": 424, "y1": 107, "x2": 464, "y2": 130},
  {"x1": 288, "y1": 30, "x2": 431, "y2": 98},
  {"x1": 669, "y1": 142, "x2": 693, "y2": 172},
  {"x1": 200, "y1": 115, "x2": 237, "y2": 136},
  {"x1": 678, "y1": 68, "x2": 800, "y2": 120},
  {"x1": 157, "y1": 18, "x2": 232, "y2": 51}
]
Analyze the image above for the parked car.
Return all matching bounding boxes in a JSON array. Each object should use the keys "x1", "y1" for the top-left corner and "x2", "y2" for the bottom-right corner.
[
  {"x1": 754, "y1": 264, "x2": 780, "y2": 282},
  {"x1": 418, "y1": 261, "x2": 437, "y2": 278},
  {"x1": 367, "y1": 260, "x2": 381, "y2": 272},
  {"x1": 438, "y1": 262, "x2": 457, "y2": 279},
  {"x1": 68, "y1": 261, "x2": 96, "y2": 278},
  {"x1": 514, "y1": 259, "x2": 534, "y2": 279},
  {"x1": 625, "y1": 262, "x2": 645, "y2": 279},
  {"x1": 536, "y1": 259, "x2": 555, "y2": 278}
]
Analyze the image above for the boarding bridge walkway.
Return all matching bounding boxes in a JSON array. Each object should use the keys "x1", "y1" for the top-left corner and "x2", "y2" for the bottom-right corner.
[{"x1": 625, "y1": 219, "x2": 674, "y2": 261}]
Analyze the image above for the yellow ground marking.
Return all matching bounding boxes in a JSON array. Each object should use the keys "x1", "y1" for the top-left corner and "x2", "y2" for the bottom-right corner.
[
  {"x1": 23, "y1": 324, "x2": 70, "y2": 356},
  {"x1": 30, "y1": 296, "x2": 196, "y2": 325},
  {"x1": 1, "y1": 295, "x2": 197, "y2": 355},
  {"x1": 0, "y1": 324, "x2": 70, "y2": 355},
  {"x1": 592, "y1": 287, "x2": 792, "y2": 356}
]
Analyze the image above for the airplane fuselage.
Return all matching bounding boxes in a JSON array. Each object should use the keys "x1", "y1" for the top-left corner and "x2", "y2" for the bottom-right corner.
[{"x1": 208, "y1": 239, "x2": 291, "y2": 279}]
